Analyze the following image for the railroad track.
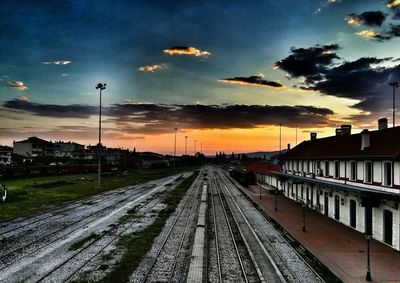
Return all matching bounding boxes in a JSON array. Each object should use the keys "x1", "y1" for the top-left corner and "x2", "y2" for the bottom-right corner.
[
  {"x1": 135, "y1": 170, "x2": 203, "y2": 283},
  {"x1": 0, "y1": 174, "x2": 181, "y2": 282},
  {"x1": 0, "y1": 179, "x2": 165, "y2": 238},
  {"x1": 36, "y1": 196, "x2": 164, "y2": 282},
  {"x1": 208, "y1": 168, "x2": 261, "y2": 283},
  {"x1": 217, "y1": 169, "x2": 324, "y2": 283}
]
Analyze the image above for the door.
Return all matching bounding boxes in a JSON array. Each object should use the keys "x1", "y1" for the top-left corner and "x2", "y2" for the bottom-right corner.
[
  {"x1": 365, "y1": 206, "x2": 373, "y2": 235},
  {"x1": 350, "y1": 200, "x2": 356, "y2": 228},
  {"x1": 324, "y1": 193, "x2": 329, "y2": 216},
  {"x1": 383, "y1": 210, "x2": 393, "y2": 245},
  {"x1": 334, "y1": 195, "x2": 340, "y2": 220}
]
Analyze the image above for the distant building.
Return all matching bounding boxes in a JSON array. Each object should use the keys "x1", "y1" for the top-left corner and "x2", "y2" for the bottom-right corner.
[
  {"x1": 0, "y1": 146, "x2": 13, "y2": 166},
  {"x1": 54, "y1": 141, "x2": 84, "y2": 158},
  {"x1": 105, "y1": 147, "x2": 129, "y2": 165},
  {"x1": 13, "y1": 136, "x2": 54, "y2": 157},
  {"x1": 256, "y1": 119, "x2": 400, "y2": 251}
]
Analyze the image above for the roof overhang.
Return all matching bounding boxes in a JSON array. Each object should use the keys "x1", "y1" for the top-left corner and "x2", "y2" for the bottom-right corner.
[{"x1": 268, "y1": 171, "x2": 400, "y2": 202}]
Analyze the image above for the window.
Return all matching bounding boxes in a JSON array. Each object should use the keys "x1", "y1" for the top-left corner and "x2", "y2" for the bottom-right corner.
[
  {"x1": 300, "y1": 161, "x2": 303, "y2": 172},
  {"x1": 307, "y1": 161, "x2": 310, "y2": 173},
  {"x1": 350, "y1": 161, "x2": 357, "y2": 181},
  {"x1": 334, "y1": 161, "x2": 340, "y2": 178},
  {"x1": 325, "y1": 161, "x2": 330, "y2": 177},
  {"x1": 365, "y1": 161, "x2": 372, "y2": 183},
  {"x1": 383, "y1": 162, "x2": 392, "y2": 186}
]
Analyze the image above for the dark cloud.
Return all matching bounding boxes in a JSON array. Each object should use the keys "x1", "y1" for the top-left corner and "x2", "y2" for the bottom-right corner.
[
  {"x1": 218, "y1": 75, "x2": 283, "y2": 88},
  {"x1": 274, "y1": 44, "x2": 340, "y2": 82},
  {"x1": 347, "y1": 11, "x2": 386, "y2": 27},
  {"x1": 2, "y1": 99, "x2": 335, "y2": 134},
  {"x1": 277, "y1": 45, "x2": 400, "y2": 116},
  {"x1": 3, "y1": 99, "x2": 97, "y2": 118},
  {"x1": 374, "y1": 24, "x2": 400, "y2": 41}
]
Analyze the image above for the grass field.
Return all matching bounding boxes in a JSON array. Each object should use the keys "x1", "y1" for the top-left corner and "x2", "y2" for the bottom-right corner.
[{"x1": 0, "y1": 166, "x2": 198, "y2": 221}]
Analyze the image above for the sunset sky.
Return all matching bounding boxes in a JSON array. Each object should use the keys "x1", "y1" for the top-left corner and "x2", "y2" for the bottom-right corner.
[{"x1": 2, "y1": 0, "x2": 400, "y2": 154}]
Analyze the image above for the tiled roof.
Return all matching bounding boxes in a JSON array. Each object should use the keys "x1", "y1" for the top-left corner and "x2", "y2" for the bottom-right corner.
[
  {"x1": 284, "y1": 126, "x2": 400, "y2": 159},
  {"x1": 246, "y1": 161, "x2": 281, "y2": 174}
]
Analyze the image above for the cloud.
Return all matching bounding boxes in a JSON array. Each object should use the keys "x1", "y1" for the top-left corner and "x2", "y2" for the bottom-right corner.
[
  {"x1": 218, "y1": 75, "x2": 284, "y2": 88},
  {"x1": 374, "y1": 24, "x2": 400, "y2": 41},
  {"x1": 43, "y1": 60, "x2": 71, "y2": 65},
  {"x1": 276, "y1": 44, "x2": 400, "y2": 117},
  {"x1": 3, "y1": 99, "x2": 97, "y2": 118},
  {"x1": 274, "y1": 44, "x2": 340, "y2": 83},
  {"x1": 137, "y1": 64, "x2": 166, "y2": 72},
  {"x1": 345, "y1": 15, "x2": 361, "y2": 26},
  {"x1": 163, "y1": 46, "x2": 210, "y2": 57},
  {"x1": 346, "y1": 11, "x2": 386, "y2": 27},
  {"x1": 387, "y1": 0, "x2": 400, "y2": 9},
  {"x1": 2, "y1": 99, "x2": 335, "y2": 133},
  {"x1": 7, "y1": 81, "x2": 28, "y2": 91},
  {"x1": 356, "y1": 29, "x2": 380, "y2": 38},
  {"x1": 17, "y1": 95, "x2": 28, "y2": 102}
]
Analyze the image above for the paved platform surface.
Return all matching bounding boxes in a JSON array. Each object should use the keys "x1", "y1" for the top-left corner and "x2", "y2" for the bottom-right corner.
[{"x1": 244, "y1": 185, "x2": 400, "y2": 283}]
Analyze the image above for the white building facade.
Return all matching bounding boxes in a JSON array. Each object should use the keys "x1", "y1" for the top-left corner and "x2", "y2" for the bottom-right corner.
[{"x1": 259, "y1": 122, "x2": 400, "y2": 251}]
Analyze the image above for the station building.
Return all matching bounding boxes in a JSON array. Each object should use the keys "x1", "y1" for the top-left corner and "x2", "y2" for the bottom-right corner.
[{"x1": 255, "y1": 119, "x2": 400, "y2": 251}]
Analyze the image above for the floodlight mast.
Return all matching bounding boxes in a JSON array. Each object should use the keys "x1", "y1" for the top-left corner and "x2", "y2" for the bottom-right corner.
[{"x1": 95, "y1": 83, "x2": 106, "y2": 189}]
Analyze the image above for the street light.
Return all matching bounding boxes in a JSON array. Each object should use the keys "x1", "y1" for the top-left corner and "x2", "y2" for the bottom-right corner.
[
  {"x1": 194, "y1": 139, "x2": 197, "y2": 155},
  {"x1": 185, "y1": 136, "x2": 188, "y2": 155},
  {"x1": 173, "y1": 128, "x2": 177, "y2": 157},
  {"x1": 302, "y1": 201, "x2": 307, "y2": 232},
  {"x1": 95, "y1": 82, "x2": 106, "y2": 189},
  {"x1": 279, "y1": 123, "x2": 282, "y2": 155},
  {"x1": 390, "y1": 81, "x2": 398, "y2": 127},
  {"x1": 365, "y1": 233, "x2": 372, "y2": 281},
  {"x1": 185, "y1": 136, "x2": 188, "y2": 168}
]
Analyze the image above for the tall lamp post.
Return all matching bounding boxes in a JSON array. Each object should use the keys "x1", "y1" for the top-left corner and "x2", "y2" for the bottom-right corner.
[
  {"x1": 279, "y1": 123, "x2": 282, "y2": 155},
  {"x1": 173, "y1": 128, "x2": 177, "y2": 169},
  {"x1": 185, "y1": 136, "x2": 188, "y2": 155},
  {"x1": 390, "y1": 81, "x2": 398, "y2": 127},
  {"x1": 194, "y1": 140, "x2": 197, "y2": 155},
  {"x1": 184, "y1": 136, "x2": 188, "y2": 168},
  {"x1": 302, "y1": 201, "x2": 307, "y2": 232},
  {"x1": 365, "y1": 233, "x2": 372, "y2": 281},
  {"x1": 95, "y1": 82, "x2": 106, "y2": 189}
]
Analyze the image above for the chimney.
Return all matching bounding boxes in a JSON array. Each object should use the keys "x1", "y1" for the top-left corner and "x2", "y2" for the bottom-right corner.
[
  {"x1": 310, "y1": 132, "x2": 317, "y2": 141},
  {"x1": 361, "y1": 129, "x2": 370, "y2": 150},
  {"x1": 378, "y1": 118, "x2": 388, "y2": 130},
  {"x1": 287, "y1": 143, "x2": 291, "y2": 150},
  {"x1": 335, "y1": 128, "x2": 342, "y2": 136},
  {"x1": 341, "y1": 124, "x2": 351, "y2": 135}
]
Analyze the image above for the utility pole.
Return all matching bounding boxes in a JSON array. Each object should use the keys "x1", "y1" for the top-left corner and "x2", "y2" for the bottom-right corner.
[
  {"x1": 200, "y1": 142, "x2": 202, "y2": 153},
  {"x1": 173, "y1": 128, "x2": 177, "y2": 169},
  {"x1": 173, "y1": 128, "x2": 177, "y2": 157},
  {"x1": 296, "y1": 125, "x2": 298, "y2": 146},
  {"x1": 390, "y1": 81, "x2": 398, "y2": 127},
  {"x1": 194, "y1": 140, "x2": 197, "y2": 155},
  {"x1": 185, "y1": 135, "x2": 188, "y2": 168},
  {"x1": 95, "y1": 83, "x2": 106, "y2": 189},
  {"x1": 185, "y1": 136, "x2": 188, "y2": 155},
  {"x1": 279, "y1": 123, "x2": 282, "y2": 155}
]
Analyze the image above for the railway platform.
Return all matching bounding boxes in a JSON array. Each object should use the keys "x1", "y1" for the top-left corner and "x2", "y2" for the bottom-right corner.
[{"x1": 244, "y1": 185, "x2": 400, "y2": 283}]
